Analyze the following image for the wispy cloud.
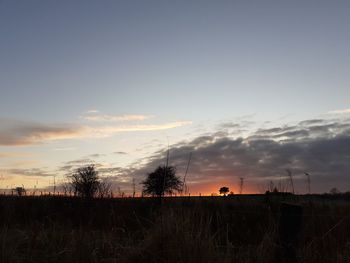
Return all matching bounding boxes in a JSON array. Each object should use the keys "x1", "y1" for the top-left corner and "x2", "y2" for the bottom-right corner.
[
  {"x1": 8, "y1": 168, "x2": 54, "y2": 177},
  {"x1": 113, "y1": 151, "x2": 127, "y2": 155},
  {"x1": 328, "y1": 108, "x2": 350, "y2": 114},
  {"x1": 7, "y1": 160, "x2": 42, "y2": 167},
  {"x1": 86, "y1": 153, "x2": 106, "y2": 158},
  {"x1": 83, "y1": 121, "x2": 192, "y2": 138},
  {"x1": 86, "y1": 109, "x2": 100, "y2": 114},
  {"x1": 0, "y1": 152, "x2": 31, "y2": 158},
  {"x1": 52, "y1": 147, "x2": 77, "y2": 151},
  {"x1": 0, "y1": 119, "x2": 192, "y2": 146},
  {"x1": 82, "y1": 111, "x2": 154, "y2": 122},
  {"x1": 0, "y1": 119, "x2": 82, "y2": 146},
  {"x1": 58, "y1": 158, "x2": 124, "y2": 178}
]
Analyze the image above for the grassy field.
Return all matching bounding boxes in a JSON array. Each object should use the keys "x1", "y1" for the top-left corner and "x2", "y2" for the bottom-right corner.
[{"x1": 0, "y1": 195, "x2": 349, "y2": 263}]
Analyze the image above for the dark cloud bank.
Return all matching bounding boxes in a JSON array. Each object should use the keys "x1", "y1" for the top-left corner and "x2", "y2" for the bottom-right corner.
[
  {"x1": 14, "y1": 117, "x2": 350, "y2": 194},
  {"x1": 125, "y1": 117, "x2": 350, "y2": 194}
]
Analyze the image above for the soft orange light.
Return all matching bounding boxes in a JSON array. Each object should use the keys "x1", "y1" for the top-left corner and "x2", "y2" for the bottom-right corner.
[{"x1": 185, "y1": 181, "x2": 258, "y2": 196}]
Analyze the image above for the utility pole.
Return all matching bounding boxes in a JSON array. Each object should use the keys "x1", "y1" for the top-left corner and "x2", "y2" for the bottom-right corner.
[
  {"x1": 183, "y1": 152, "x2": 192, "y2": 196},
  {"x1": 132, "y1": 178, "x2": 136, "y2": 198},
  {"x1": 286, "y1": 169, "x2": 294, "y2": 194},
  {"x1": 239, "y1": 177, "x2": 244, "y2": 194},
  {"x1": 53, "y1": 175, "x2": 56, "y2": 195},
  {"x1": 162, "y1": 138, "x2": 170, "y2": 199},
  {"x1": 304, "y1": 172, "x2": 311, "y2": 194},
  {"x1": 0, "y1": 172, "x2": 3, "y2": 191}
]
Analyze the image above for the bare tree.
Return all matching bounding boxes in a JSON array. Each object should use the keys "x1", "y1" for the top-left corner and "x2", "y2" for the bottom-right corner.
[
  {"x1": 69, "y1": 165, "x2": 100, "y2": 198},
  {"x1": 97, "y1": 179, "x2": 112, "y2": 198},
  {"x1": 13, "y1": 186, "x2": 26, "y2": 196},
  {"x1": 330, "y1": 187, "x2": 340, "y2": 195}
]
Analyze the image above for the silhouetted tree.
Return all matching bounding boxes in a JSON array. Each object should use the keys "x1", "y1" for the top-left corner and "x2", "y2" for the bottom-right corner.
[
  {"x1": 142, "y1": 165, "x2": 182, "y2": 198},
  {"x1": 97, "y1": 179, "x2": 112, "y2": 198},
  {"x1": 219, "y1": 186, "x2": 229, "y2": 196},
  {"x1": 13, "y1": 186, "x2": 26, "y2": 196},
  {"x1": 330, "y1": 187, "x2": 340, "y2": 195},
  {"x1": 70, "y1": 165, "x2": 101, "y2": 198}
]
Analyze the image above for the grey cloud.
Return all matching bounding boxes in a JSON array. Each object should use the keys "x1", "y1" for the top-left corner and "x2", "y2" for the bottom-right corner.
[
  {"x1": 0, "y1": 119, "x2": 81, "y2": 146},
  {"x1": 85, "y1": 153, "x2": 106, "y2": 158},
  {"x1": 65, "y1": 158, "x2": 95, "y2": 165},
  {"x1": 126, "y1": 118, "x2": 350, "y2": 193},
  {"x1": 56, "y1": 164, "x2": 128, "y2": 194},
  {"x1": 59, "y1": 158, "x2": 125, "y2": 181},
  {"x1": 298, "y1": 119, "x2": 325, "y2": 126},
  {"x1": 272, "y1": 129, "x2": 309, "y2": 139},
  {"x1": 113, "y1": 151, "x2": 127, "y2": 155},
  {"x1": 219, "y1": 122, "x2": 241, "y2": 129},
  {"x1": 98, "y1": 167, "x2": 125, "y2": 177},
  {"x1": 256, "y1": 127, "x2": 285, "y2": 134},
  {"x1": 58, "y1": 158, "x2": 98, "y2": 175},
  {"x1": 8, "y1": 168, "x2": 54, "y2": 177}
]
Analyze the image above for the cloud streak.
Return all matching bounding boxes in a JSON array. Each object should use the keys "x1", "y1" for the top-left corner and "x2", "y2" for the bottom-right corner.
[
  {"x1": 0, "y1": 152, "x2": 31, "y2": 158},
  {"x1": 0, "y1": 119, "x2": 191, "y2": 146},
  {"x1": 83, "y1": 114, "x2": 154, "y2": 122},
  {"x1": 84, "y1": 121, "x2": 192, "y2": 138},
  {"x1": 0, "y1": 119, "x2": 82, "y2": 146},
  {"x1": 8, "y1": 168, "x2": 54, "y2": 178},
  {"x1": 328, "y1": 108, "x2": 350, "y2": 114},
  {"x1": 82, "y1": 111, "x2": 154, "y2": 122}
]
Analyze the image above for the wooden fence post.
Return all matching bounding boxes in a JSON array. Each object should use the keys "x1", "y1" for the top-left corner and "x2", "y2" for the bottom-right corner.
[{"x1": 277, "y1": 203, "x2": 303, "y2": 263}]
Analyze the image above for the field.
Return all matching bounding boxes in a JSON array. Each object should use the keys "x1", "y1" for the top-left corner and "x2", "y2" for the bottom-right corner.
[{"x1": 0, "y1": 194, "x2": 349, "y2": 263}]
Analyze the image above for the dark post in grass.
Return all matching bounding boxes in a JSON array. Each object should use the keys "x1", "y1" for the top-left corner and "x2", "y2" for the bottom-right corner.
[{"x1": 277, "y1": 203, "x2": 303, "y2": 263}]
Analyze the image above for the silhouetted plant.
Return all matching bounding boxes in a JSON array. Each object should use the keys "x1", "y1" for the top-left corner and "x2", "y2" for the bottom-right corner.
[
  {"x1": 219, "y1": 186, "x2": 229, "y2": 196},
  {"x1": 330, "y1": 187, "x2": 340, "y2": 195},
  {"x1": 141, "y1": 165, "x2": 182, "y2": 198},
  {"x1": 61, "y1": 182, "x2": 70, "y2": 196},
  {"x1": 286, "y1": 169, "x2": 295, "y2": 194},
  {"x1": 69, "y1": 165, "x2": 101, "y2": 198},
  {"x1": 98, "y1": 179, "x2": 112, "y2": 198},
  {"x1": 13, "y1": 186, "x2": 26, "y2": 196}
]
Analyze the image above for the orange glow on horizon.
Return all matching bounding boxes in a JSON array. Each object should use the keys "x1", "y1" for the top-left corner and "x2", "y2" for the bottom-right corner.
[{"x1": 186, "y1": 182, "x2": 258, "y2": 196}]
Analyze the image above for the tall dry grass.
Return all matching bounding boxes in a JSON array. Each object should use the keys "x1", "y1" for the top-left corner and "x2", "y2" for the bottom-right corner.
[{"x1": 0, "y1": 195, "x2": 349, "y2": 263}]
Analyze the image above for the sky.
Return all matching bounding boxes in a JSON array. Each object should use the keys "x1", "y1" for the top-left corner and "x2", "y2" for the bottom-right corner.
[{"x1": 1, "y1": 0, "x2": 350, "y2": 195}]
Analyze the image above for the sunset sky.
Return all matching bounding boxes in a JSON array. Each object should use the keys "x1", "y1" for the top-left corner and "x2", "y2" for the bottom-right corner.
[{"x1": 1, "y1": 0, "x2": 350, "y2": 195}]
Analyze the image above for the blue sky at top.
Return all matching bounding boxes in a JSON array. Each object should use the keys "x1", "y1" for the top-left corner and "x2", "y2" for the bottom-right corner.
[
  {"x1": 1, "y1": 0, "x2": 350, "y2": 193},
  {"x1": 1, "y1": 0, "x2": 349, "y2": 122}
]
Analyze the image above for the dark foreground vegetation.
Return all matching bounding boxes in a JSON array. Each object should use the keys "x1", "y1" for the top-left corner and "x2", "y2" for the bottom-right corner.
[{"x1": 0, "y1": 195, "x2": 349, "y2": 263}]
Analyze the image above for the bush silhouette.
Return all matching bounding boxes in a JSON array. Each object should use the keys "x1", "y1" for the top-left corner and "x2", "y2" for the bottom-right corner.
[
  {"x1": 13, "y1": 186, "x2": 26, "y2": 196},
  {"x1": 70, "y1": 165, "x2": 101, "y2": 198},
  {"x1": 219, "y1": 186, "x2": 229, "y2": 196},
  {"x1": 142, "y1": 165, "x2": 182, "y2": 198}
]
